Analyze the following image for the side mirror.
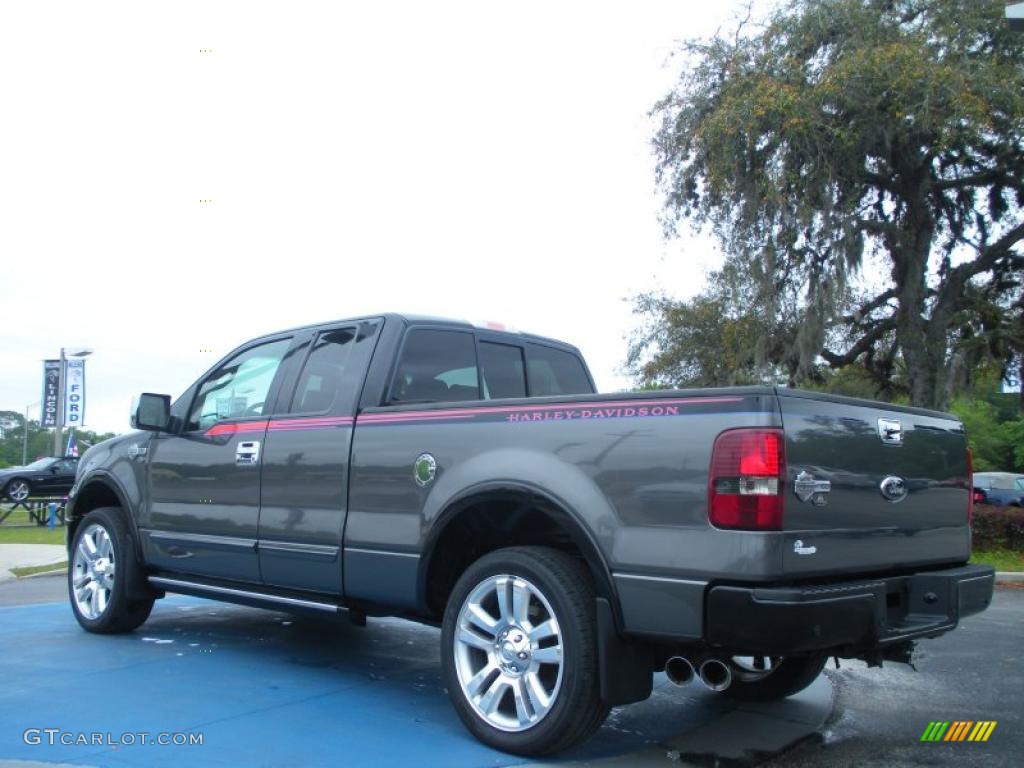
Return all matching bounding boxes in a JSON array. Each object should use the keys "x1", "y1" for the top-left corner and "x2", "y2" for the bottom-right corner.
[{"x1": 131, "y1": 393, "x2": 171, "y2": 431}]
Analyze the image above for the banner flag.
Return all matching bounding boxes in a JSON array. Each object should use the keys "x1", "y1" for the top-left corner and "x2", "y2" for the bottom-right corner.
[
  {"x1": 65, "y1": 431, "x2": 79, "y2": 458},
  {"x1": 64, "y1": 358, "x2": 86, "y2": 428},
  {"x1": 41, "y1": 360, "x2": 60, "y2": 428}
]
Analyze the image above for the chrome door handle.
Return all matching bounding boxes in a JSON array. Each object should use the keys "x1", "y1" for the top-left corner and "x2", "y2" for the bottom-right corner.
[{"x1": 236, "y1": 441, "x2": 260, "y2": 466}]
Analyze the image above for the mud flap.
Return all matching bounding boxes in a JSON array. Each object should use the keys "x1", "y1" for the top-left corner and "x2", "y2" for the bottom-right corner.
[
  {"x1": 597, "y1": 597, "x2": 652, "y2": 706},
  {"x1": 120, "y1": 524, "x2": 163, "y2": 602}
]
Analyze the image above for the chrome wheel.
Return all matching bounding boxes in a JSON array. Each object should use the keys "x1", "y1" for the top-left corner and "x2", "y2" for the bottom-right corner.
[
  {"x1": 7, "y1": 480, "x2": 29, "y2": 502},
  {"x1": 72, "y1": 523, "x2": 116, "y2": 620},
  {"x1": 453, "y1": 574, "x2": 564, "y2": 732}
]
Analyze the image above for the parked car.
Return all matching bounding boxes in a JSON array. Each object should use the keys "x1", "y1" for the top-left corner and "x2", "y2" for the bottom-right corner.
[
  {"x1": 972, "y1": 472, "x2": 1024, "y2": 507},
  {"x1": 65, "y1": 313, "x2": 994, "y2": 756},
  {"x1": 1, "y1": 457, "x2": 80, "y2": 502}
]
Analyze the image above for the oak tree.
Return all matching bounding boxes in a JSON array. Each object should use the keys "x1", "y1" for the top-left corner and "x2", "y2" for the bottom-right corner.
[{"x1": 641, "y1": 0, "x2": 1024, "y2": 408}]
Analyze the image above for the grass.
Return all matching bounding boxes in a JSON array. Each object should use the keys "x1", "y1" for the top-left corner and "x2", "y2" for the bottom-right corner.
[
  {"x1": 0, "y1": 503, "x2": 66, "y2": 545},
  {"x1": 0, "y1": 525, "x2": 65, "y2": 545},
  {"x1": 971, "y1": 549, "x2": 1024, "y2": 572},
  {"x1": 10, "y1": 561, "x2": 67, "y2": 578},
  {"x1": 0, "y1": 507, "x2": 36, "y2": 525}
]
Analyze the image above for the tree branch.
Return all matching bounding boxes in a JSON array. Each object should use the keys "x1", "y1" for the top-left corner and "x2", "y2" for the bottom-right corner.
[
  {"x1": 953, "y1": 220, "x2": 1024, "y2": 281},
  {"x1": 934, "y1": 169, "x2": 1009, "y2": 191},
  {"x1": 861, "y1": 170, "x2": 897, "y2": 193},
  {"x1": 843, "y1": 287, "x2": 898, "y2": 323},
  {"x1": 855, "y1": 218, "x2": 900, "y2": 238},
  {"x1": 821, "y1": 318, "x2": 898, "y2": 367}
]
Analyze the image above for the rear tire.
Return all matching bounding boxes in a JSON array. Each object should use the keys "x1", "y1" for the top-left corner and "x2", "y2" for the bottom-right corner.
[
  {"x1": 441, "y1": 546, "x2": 609, "y2": 756},
  {"x1": 68, "y1": 507, "x2": 154, "y2": 634},
  {"x1": 722, "y1": 654, "x2": 827, "y2": 702}
]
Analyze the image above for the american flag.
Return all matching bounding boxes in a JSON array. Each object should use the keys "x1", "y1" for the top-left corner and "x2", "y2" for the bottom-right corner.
[{"x1": 65, "y1": 431, "x2": 78, "y2": 458}]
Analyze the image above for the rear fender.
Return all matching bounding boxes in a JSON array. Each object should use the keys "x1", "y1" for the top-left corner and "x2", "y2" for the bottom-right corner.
[{"x1": 419, "y1": 447, "x2": 619, "y2": 609}]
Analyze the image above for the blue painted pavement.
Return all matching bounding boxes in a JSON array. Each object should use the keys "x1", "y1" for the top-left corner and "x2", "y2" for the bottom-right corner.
[{"x1": 0, "y1": 595, "x2": 732, "y2": 767}]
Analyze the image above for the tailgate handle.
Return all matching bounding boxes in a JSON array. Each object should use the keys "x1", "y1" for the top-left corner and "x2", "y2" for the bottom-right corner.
[{"x1": 877, "y1": 418, "x2": 902, "y2": 445}]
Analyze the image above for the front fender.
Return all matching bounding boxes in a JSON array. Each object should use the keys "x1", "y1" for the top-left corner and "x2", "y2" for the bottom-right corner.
[{"x1": 67, "y1": 435, "x2": 148, "y2": 563}]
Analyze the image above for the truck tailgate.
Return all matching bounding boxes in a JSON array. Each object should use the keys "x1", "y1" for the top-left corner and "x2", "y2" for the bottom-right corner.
[{"x1": 778, "y1": 391, "x2": 971, "y2": 578}]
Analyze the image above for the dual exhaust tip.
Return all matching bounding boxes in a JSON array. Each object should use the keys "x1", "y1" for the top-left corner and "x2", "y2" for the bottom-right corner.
[{"x1": 665, "y1": 656, "x2": 732, "y2": 692}]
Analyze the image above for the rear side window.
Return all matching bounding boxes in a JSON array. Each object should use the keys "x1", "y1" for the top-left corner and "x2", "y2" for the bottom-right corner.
[
  {"x1": 290, "y1": 328, "x2": 356, "y2": 413},
  {"x1": 391, "y1": 329, "x2": 480, "y2": 403},
  {"x1": 526, "y1": 344, "x2": 592, "y2": 396},
  {"x1": 479, "y1": 342, "x2": 526, "y2": 399}
]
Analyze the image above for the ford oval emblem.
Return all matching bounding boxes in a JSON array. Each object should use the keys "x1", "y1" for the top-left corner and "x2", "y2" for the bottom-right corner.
[
  {"x1": 879, "y1": 475, "x2": 908, "y2": 503},
  {"x1": 414, "y1": 453, "x2": 437, "y2": 487}
]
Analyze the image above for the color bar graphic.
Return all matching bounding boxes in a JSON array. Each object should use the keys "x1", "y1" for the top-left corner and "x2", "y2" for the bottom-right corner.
[
  {"x1": 920, "y1": 721, "x2": 996, "y2": 742},
  {"x1": 921, "y1": 721, "x2": 949, "y2": 741}
]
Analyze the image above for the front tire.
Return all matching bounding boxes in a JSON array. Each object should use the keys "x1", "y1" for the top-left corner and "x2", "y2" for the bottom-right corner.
[
  {"x1": 4, "y1": 478, "x2": 31, "y2": 502},
  {"x1": 722, "y1": 654, "x2": 827, "y2": 702},
  {"x1": 68, "y1": 507, "x2": 153, "y2": 634},
  {"x1": 441, "y1": 546, "x2": 609, "y2": 756}
]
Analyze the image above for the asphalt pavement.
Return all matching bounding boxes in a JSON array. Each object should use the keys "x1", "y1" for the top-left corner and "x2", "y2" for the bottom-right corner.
[
  {"x1": 0, "y1": 571, "x2": 69, "y2": 605},
  {"x1": 0, "y1": 574, "x2": 1018, "y2": 767},
  {"x1": 761, "y1": 584, "x2": 1023, "y2": 768}
]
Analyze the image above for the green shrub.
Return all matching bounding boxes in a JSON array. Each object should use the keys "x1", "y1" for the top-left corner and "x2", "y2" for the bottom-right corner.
[{"x1": 972, "y1": 504, "x2": 1024, "y2": 551}]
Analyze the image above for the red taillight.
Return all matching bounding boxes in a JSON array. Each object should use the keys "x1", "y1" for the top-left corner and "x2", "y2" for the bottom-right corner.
[
  {"x1": 966, "y1": 448, "x2": 974, "y2": 523},
  {"x1": 708, "y1": 428, "x2": 786, "y2": 530}
]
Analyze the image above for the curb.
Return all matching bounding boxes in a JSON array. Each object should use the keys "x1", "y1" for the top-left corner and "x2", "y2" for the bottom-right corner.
[
  {"x1": 995, "y1": 571, "x2": 1024, "y2": 583},
  {"x1": 18, "y1": 564, "x2": 68, "y2": 580},
  {"x1": 2, "y1": 560, "x2": 68, "y2": 582}
]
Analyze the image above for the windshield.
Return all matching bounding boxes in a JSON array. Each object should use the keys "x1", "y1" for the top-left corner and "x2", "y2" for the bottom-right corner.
[{"x1": 23, "y1": 458, "x2": 55, "y2": 470}]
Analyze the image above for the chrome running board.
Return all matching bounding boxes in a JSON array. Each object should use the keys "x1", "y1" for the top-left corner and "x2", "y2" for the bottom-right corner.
[{"x1": 148, "y1": 576, "x2": 341, "y2": 614}]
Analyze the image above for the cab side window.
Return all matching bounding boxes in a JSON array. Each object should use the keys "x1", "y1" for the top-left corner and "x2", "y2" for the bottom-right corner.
[
  {"x1": 479, "y1": 342, "x2": 526, "y2": 399},
  {"x1": 188, "y1": 339, "x2": 291, "y2": 431},
  {"x1": 525, "y1": 343, "x2": 592, "y2": 396},
  {"x1": 290, "y1": 328, "x2": 356, "y2": 414},
  {"x1": 391, "y1": 329, "x2": 480, "y2": 403}
]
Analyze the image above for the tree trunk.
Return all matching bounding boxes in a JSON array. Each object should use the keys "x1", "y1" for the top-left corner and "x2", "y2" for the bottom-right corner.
[
  {"x1": 943, "y1": 349, "x2": 965, "y2": 411},
  {"x1": 891, "y1": 211, "x2": 943, "y2": 409},
  {"x1": 1019, "y1": 357, "x2": 1024, "y2": 412}
]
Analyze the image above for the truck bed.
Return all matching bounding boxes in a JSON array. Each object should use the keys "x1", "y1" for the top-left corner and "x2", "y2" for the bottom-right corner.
[{"x1": 343, "y1": 386, "x2": 971, "y2": 638}]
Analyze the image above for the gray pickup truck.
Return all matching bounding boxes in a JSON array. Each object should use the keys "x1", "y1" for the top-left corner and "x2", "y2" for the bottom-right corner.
[{"x1": 66, "y1": 313, "x2": 994, "y2": 755}]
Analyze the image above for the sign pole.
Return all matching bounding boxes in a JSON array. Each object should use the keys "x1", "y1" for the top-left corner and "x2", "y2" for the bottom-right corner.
[
  {"x1": 53, "y1": 347, "x2": 65, "y2": 457},
  {"x1": 22, "y1": 404, "x2": 30, "y2": 467}
]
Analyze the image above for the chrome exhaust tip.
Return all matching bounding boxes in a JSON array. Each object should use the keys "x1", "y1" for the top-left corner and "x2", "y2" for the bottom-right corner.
[
  {"x1": 664, "y1": 656, "x2": 696, "y2": 686},
  {"x1": 698, "y1": 658, "x2": 733, "y2": 691}
]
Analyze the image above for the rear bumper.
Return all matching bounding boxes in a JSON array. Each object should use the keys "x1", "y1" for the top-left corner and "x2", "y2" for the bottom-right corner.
[{"x1": 705, "y1": 564, "x2": 995, "y2": 655}]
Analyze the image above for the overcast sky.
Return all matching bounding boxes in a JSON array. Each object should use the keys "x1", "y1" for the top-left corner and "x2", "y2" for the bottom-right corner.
[{"x1": 0, "y1": 1, "x2": 767, "y2": 435}]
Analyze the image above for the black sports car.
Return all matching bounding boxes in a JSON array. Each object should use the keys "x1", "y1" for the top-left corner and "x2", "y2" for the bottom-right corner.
[{"x1": 0, "y1": 457, "x2": 80, "y2": 502}]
